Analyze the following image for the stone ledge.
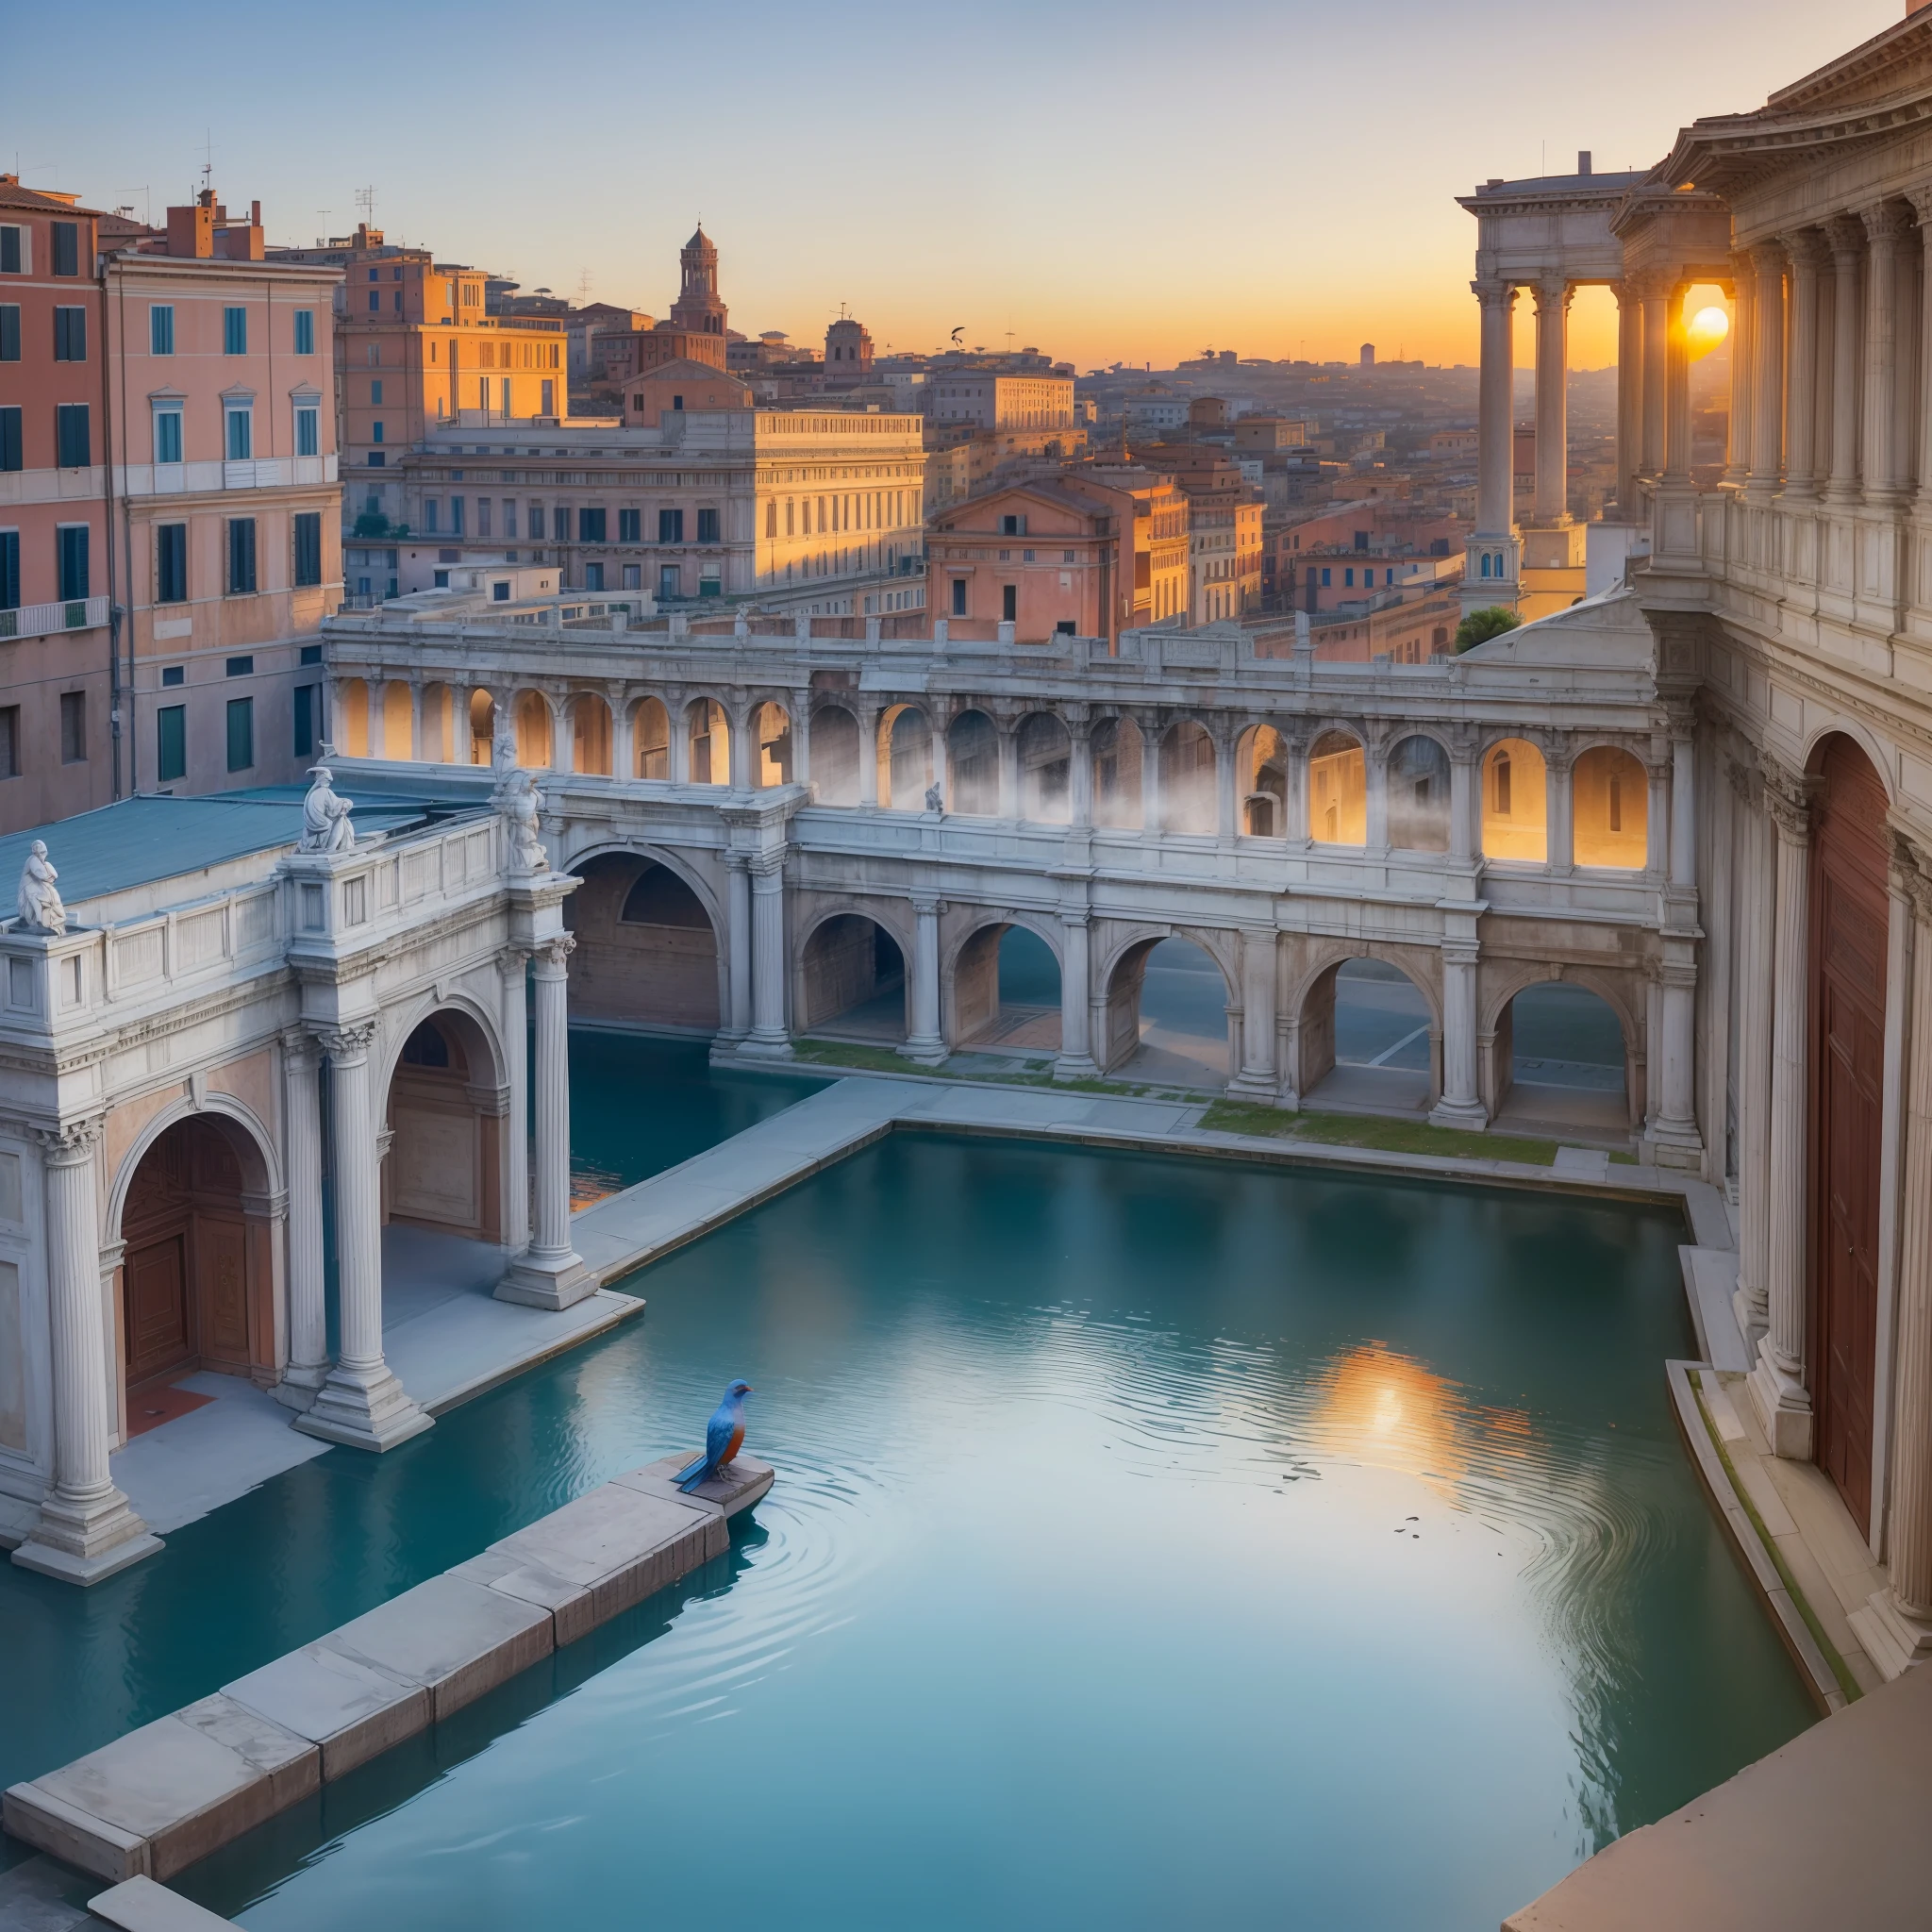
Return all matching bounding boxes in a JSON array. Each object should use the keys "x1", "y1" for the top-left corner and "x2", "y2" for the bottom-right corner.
[
  {"x1": 223, "y1": 1644, "x2": 433, "y2": 1780},
  {"x1": 87, "y1": 1874, "x2": 237, "y2": 1930}
]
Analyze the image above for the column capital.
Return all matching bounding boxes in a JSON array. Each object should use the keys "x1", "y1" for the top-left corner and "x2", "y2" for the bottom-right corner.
[
  {"x1": 30, "y1": 1115, "x2": 105, "y2": 1164},
  {"x1": 749, "y1": 851, "x2": 786, "y2": 882},
  {"x1": 911, "y1": 894, "x2": 945, "y2": 918},
  {"x1": 1533, "y1": 270, "x2": 1573, "y2": 308},
  {"x1": 1760, "y1": 758, "x2": 1815, "y2": 841},
  {"x1": 1471, "y1": 279, "x2": 1517, "y2": 310},
  {"x1": 1825, "y1": 212, "x2": 1867, "y2": 263},
  {"x1": 1860, "y1": 199, "x2": 1914, "y2": 248},
  {"x1": 1539, "y1": 734, "x2": 1578, "y2": 774},
  {"x1": 1662, "y1": 697, "x2": 1699, "y2": 741},
  {"x1": 1725, "y1": 755, "x2": 1762, "y2": 807},
  {"x1": 1890, "y1": 830, "x2": 1932, "y2": 924},
  {"x1": 530, "y1": 932, "x2": 576, "y2": 974},
  {"x1": 1906, "y1": 182, "x2": 1932, "y2": 226},
  {"x1": 1780, "y1": 226, "x2": 1831, "y2": 273},
  {"x1": 315, "y1": 1018, "x2": 380, "y2": 1065},
  {"x1": 1058, "y1": 908, "x2": 1091, "y2": 931},
  {"x1": 280, "y1": 1024, "x2": 324, "y2": 1068}
]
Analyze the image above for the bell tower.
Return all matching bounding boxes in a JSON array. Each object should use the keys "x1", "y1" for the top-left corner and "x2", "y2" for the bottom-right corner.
[{"x1": 669, "y1": 225, "x2": 727, "y2": 337}]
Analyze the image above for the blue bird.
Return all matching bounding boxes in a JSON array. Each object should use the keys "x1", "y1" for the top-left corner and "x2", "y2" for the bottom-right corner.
[{"x1": 675, "y1": 1380, "x2": 754, "y2": 1492}]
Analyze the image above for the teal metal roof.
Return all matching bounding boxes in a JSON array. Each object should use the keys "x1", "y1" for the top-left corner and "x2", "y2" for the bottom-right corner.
[{"x1": 0, "y1": 790, "x2": 458, "y2": 912}]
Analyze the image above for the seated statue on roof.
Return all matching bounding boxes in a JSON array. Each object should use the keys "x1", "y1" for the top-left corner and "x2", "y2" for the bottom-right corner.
[
  {"x1": 298, "y1": 767, "x2": 357, "y2": 853},
  {"x1": 16, "y1": 841, "x2": 66, "y2": 936}
]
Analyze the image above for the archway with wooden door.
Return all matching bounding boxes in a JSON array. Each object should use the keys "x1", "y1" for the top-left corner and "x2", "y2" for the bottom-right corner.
[
  {"x1": 1807, "y1": 733, "x2": 1890, "y2": 1529},
  {"x1": 115, "y1": 1111, "x2": 278, "y2": 1435}
]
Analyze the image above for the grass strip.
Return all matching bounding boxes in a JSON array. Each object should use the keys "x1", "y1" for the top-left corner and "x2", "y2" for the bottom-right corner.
[
  {"x1": 1687, "y1": 1371, "x2": 1863, "y2": 1704},
  {"x1": 1199, "y1": 1099, "x2": 1561, "y2": 1167},
  {"x1": 787, "y1": 1039, "x2": 1191, "y2": 1102}
]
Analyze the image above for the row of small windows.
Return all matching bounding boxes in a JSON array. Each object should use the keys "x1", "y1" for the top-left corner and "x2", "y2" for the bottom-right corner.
[
  {"x1": 0, "y1": 300, "x2": 314, "y2": 364},
  {"x1": 0, "y1": 525, "x2": 91, "y2": 606},
  {"x1": 0, "y1": 221, "x2": 80, "y2": 276},
  {"x1": 1, "y1": 400, "x2": 318, "y2": 473}
]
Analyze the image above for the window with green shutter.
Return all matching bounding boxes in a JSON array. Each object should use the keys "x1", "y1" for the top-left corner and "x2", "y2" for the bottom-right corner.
[
  {"x1": 56, "y1": 404, "x2": 90, "y2": 468},
  {"x1": 293, "y1": 308, "x2": 314, "y2": 355},
  {"x1": 0, "y1": 408, "x2": 20, "y2": 473},
  {"x1": 58, "y1": 525, "x2": 89, "y2": 600},
  {"x1": 157, "y1": 705, "x2": 186, "y2": 783},
  {"x1": 50, "y1": 222, "x2": 78, "y2": 276},
  {"x1": 224, "y1": 306, "x2": 247, "y2": 355},
  {"x1": 53, "y1": 308, "x2": 86, "y2": 360},
  {"x1": 157, "y1": 525, "x2": 187, "y2": 603},
  {"x1": 0, "y1": 305, "x2": 17, "y2": 361},
  {"x1": 149, "y1": 305, "x2": 175, "y2": 356},
  {"x1": 0, "y1": 531, "x2": 18, "y2": 611},
  {"x1": 227, "y1": 519, "x2": 257, "y2": 594},
  {"x1": 293, "y1": 512, "x2": 322, "y2": 587},
  {"x1": 226, "y1": 696, "x2": 254, "y2": 772}
]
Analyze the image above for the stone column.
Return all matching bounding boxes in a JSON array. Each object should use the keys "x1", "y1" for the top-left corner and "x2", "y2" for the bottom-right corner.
[
  {"x1": 1214, "y1": 729, "x2": 1240, "y2": 843},
  {"x1": 498, "y1": 948, "x2": 530, "y2": 1254},
  {"x1": 1283, "y1": 729, "x2": 1311, "y2": 847},
  {"x1": 1783, "y1": 232, "x2": 1825, "y2": 499},
  {"x1": 1054, "y1": 912, "x2": 1098, "y2": 1080},
  {"x1": 744, "y1": 855, "x2": 791, "y2": 1056},
  {"x1": 1641, "y1": 276, "x2": 1670, "y2": 477},
  {"x1": 1663, "y1": 283, "x2": 1695, "y2": 485},
  {"x1": 11, "y1": 1120, "x2": 161, "y2": 1585},
  {"x1": 1854, "y1": 847, "x2": 1932, "y2": 1675},
  {"x1": 278, "y1": 1028, "x2": 328, "y2": 1401},
  {"x1": 856, "y1": 705, "x2": 879, "y2": 808},
  {"x1": 1912, "y1": 190, "x2": 1932, "y2": 507},
  {"x1": 724, "y1": 856, "x2": 753, "y2": 1041},
  {"x1": 1067, "y1": 717, "x2": 1094, "y2": 828},
  {"x1": 790, "y1": 690, "x2": 811, "y2": 792},
  {"x1": 1747, "y1": 770, "x2": 1816, "y2": 1457},
  {"x1": 728, "y1": 703, "x2": 755, "y2": 791},
  {"x1": 1733, "y1": 763, "x2": 1773, "y2": 1339},
  {"x1": 1544, "y1": 741, "x2": 1574, "y2": 874},
  {"x1": 1227, "y1": 927, "x2": 1279, "y2": 1099},
  {"x1": 1745, "y1": 247, "x2": 1786, "y2": 493},
  {"x1": 1449, "y1": 742, "x2": 1480, "y2": 865},
  {"x1": 1862, "y1": 202, "x2": 1910, "y2": 507},
  {"x1": 996, "y1": 723, "x2": 1021, "y2": 820},
  {"x1": 667, "y1": 694, "x2": 691, "y2": 785},
  {"x1": 901, "y1": 896, "x2": 945, "y2": 1065},
  {"x1": 1363, "y1": 731, "x2": 1391, "y2": 851},
  {"x1": 408, "y1": 683, "x2": 425, "y2": 762},
  {"x1": 1826, "y1": 217, "x2": 1865, "y2": 505},
  {"x1": 498, "y1": 935, "x2": 593, "y2": 1309},
  {"x1": 296, "y1": 1023, "x2": 431, "y2": 1451},
  {"x1": 1474, "y1": 281, "x2": 1517, "y2": 536},
  {"x1": 1670, "y1": 725, "x2": 1698, "y2": 891},
  {"x1": 1430, "y1": 946, "x2": 1489, "y2": 1129},
  {"x1": 1614, "y1": 280, "x2": 1645, "y2": 510},
  {"x1": 548, "y1": 691, "x2": 572, "y2": 775},
  {"x1": 1724, "y1": 257, "x2": 1756, "y2": 489},
  {"x1": 1533, "y1": 273, "x2": 1572, "y2": 525},
  {"x1": 1140, "y1": 721, "x2": 1162, "y2": 835}
]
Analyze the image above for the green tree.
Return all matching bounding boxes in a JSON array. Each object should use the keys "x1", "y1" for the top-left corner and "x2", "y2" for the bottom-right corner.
[
  {"x1": 353, "y1": 511, "x2": 391, "y2": 539},
  {"x1": 1454, "y1": 606, "x2": 1522, "y2": 653}
]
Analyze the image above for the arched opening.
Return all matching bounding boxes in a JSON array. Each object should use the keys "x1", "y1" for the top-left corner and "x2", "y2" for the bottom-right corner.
[
  {"x1": 1016, "y1": 712, "x2": 1071, "y2": 823},
  {"x1": 1492, "y1": 981, "x2": 1631, "y2": 1139},
  {"x1": 686, "y1": 697, "x2": 729, "y2": 784},
  {"x1": 571, "y1": 693, "x2": 612, "y2": 775},
  {"x1": 948, "y1": 709, "x2": 1000, "y2": 815},
  {"x1": 513, "y1": 690, "x2": 553, "y2": 768},
  {"x1": 1102, "y1": 935, "x2": 1230, "y2": 1086},
  {"x1": 799, "y1": 913, "x2": 907, "y2": 1041},
  {"x1": 1239, "y1": 724, "x2": 1287, "y2": 838},
  {"x1": 1387, "y1": 735, "x2": 1451, "y2": 853},
  {"x1": 1297, "y1": 957, "x2": 1435, "y2": 1114},
  {"x1": 380, "y1": 1008, "x2": 509, "y2": 1308},
  {"x1": 117, "y1": 1113, "x2": 276, "y2": 1434},
  {"x1": 338, "y1": 678, "x2": 370, "y2": 758},
  {"x1": 632, "y1": 696, "x2": 670, "y2": 779},
  {"x1": 1573, "y1": 745, "x2": 1648, "y2": 869},
  {"x1": 1482, "y1": 737, "x2": 1547, "y2": 862},
  {"x1": 809, "y1": 705, "x2": 860, "y2": 805},
  {"x1": 1807, "y1": 732, "x2": 1891, "y2": 1527},
  {"x1": 564, "y1": 852, "x2": 721, "y2": 1033},
  {"x1": 1091, "y1": 716, "x2": 1144, "y2": 828},
  {"x1": 1308, "y1": 729, "x2": 1366, "y2": 846},
  {"x1": 879, "y1": 704, "x2": 932, "y2": 810},
  {"x1": 420, "y1": 683, "x2": 454, "y2": 763},
  {"x1": 468, "y1": 688, "x2": 495, "y2": 765},
  {"x1": 751, "y1": 701, "x2": 792, "y2": 787},
  {"x1": 381, "y1": 681, "x2": 412, "y2": 759},
  {"x1": 1159, "y1": 721, "x2": 1217, "y2": 836},
  {"x1": 952, "y1": 924, "x2": 1060, "y2": 1058}
]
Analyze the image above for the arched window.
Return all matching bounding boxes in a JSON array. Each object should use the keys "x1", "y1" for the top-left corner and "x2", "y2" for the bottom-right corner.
[
  {"x1": 948, "y1": 709, "x2": 999, "y2": 816},
  {"x1": 1308, "y1": 729, "x2": 1366, "y2": 846},
  {"x1": 1386, "y1": 735, "x2": 1450, "y2": 852},
  {"x1": 687, "y1": 697, "x2": 729, "y2": 784},
  {"x1": 1482, "y1": 738, "x2": 1547, "y2": 862},
  {"x1": 1240, "y1": 724, "x2": 1287, "y2": 838},
  {"x1": 1573, "y1": 745, "x2": 1648, "y2": 869},
  {"x1": 1159, "y1": 721, "x2": 1217, "y2": 835},
  {"x1": 810, "y1": 706, "x2": 860, "y2": 805},
  {"x1": 1091, "y1": 717, "x2": 1144, "y2": 828},
  {"x1": 632, "y1": 696, "x2": 670, "y2": 779},
  {"x1": 1016, "y1": 712, "x2": 1071, "y2": 823},
  {"x1": 751, "y1": 701, "x2": 792, "y2": 787}
]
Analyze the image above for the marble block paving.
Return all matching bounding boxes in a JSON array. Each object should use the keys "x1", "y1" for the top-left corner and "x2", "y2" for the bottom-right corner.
[{"x1": 3, "y1": 1457, "x2": 775, "y2": 1888}]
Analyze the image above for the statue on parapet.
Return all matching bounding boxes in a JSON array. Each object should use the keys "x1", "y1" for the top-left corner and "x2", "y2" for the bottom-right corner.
[
  {"x1": 16, "y1": 841, "x2": 67, "y2": 936},
  {"x1": 924, "y1": 782, "x2": 944, "y2": 815},
  {"x1": 298, "y1": 767, "x2": 357, "y2": 853},
  {"x1": 500, "y1": 768, "x2": 550, "y2": 874}
]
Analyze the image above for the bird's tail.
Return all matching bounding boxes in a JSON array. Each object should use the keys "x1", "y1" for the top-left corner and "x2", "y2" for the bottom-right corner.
[{"x1": 674, "y1": 1452, "x2": 710, "y2": 1491}]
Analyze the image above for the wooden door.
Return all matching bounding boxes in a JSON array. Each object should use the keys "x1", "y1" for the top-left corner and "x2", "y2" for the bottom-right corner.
[
  {"x1": 1807, "y1": 741, "x2": 1889, "y2": 1529},
  {"x1": 124, "y1": 1235, "x2": 192, "y2": 1388}
]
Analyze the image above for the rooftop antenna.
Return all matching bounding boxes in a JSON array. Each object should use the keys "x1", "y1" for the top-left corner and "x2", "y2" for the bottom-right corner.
[
  {"x1": 577, "y1": 266, "x2": 592, "y2": 298},
  {"x1": 354, "y1": 183, "x2": 376, "y2": 225},
  {"x1": 199, "y1": 130, "x2": 214, "y2": 194},
  {"x1": 113, "y1": 186, "x2": 152, "y2": 226}
]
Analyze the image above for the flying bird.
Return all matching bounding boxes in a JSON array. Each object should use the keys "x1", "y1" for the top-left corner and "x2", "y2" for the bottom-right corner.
[
  {"x1": 950, "y1": 326, "x2": 964, "y2": 345},
  {"x1": 675, "y1": 1379, "x2": 754, "y2": 1492}
]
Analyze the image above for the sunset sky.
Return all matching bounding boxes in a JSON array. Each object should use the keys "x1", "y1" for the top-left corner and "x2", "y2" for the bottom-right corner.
[{"x1": 9, "y1": 0, "x2": 1901, "y2": 374}]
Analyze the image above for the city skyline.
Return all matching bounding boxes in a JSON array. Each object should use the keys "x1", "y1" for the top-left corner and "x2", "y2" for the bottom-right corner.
[{"x1": 9, "y1": 0, "x2": 1896, "y2": 375}]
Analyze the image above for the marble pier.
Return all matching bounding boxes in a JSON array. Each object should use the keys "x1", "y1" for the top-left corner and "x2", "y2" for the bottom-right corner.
[{"x1": 1, "y1": 1457, "x2": 773, "y2": 1884}]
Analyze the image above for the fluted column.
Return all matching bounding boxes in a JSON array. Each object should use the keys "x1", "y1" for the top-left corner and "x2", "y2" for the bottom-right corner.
[
  {"x1": 1913, "y1": 190, "x2": 1932, "y2": 508},
  {"x1": 408, "y1": 684, "x2": 425, "y2": 761},
  {"x1": 1474, "y1": 281, "x2": 1517, "y2": 536},
  {"x1": 1227, "y1": 927, "x2": 1279, "y2": 1099},
  {"x1": 901, "y1": 896, "x2": 945, "y2": 1065},
  {"x1": 498, "y1": 935, "x2": 594, "y2": 1309},
  {"x1": 498, "y1": 948, "x2": 530, "y2": 1253},
  {"x1": 1783, "y1": 232, "x2": 1825, "y2": 499},
  {"x1": 1742, "y1": 247, "x2": 1786, "y2": 493},
  {"x1": 1747, "y1": 769, "x2": 1816, "y2": 1457},
  {"x1": 12, "y1": 1119, "x2": 161, "y2": 1585},
  {"x1": 1614, "y1": 279, "x2": 1645, "y2": 510},
  {"x1": 1670, "y1": 725, "x2": 1698, "y2": 891},
  {"x1": 1826, "y1": 218, "x2": 1865, "y2": 505},
  {"x1": 1533, "y1": 273, "x2": 1572, "y2": 525},
  {"x1": 1732, "y1": 761, "x2": 1773, "y2": 1340},
  {"x1": 1854, "y1": 847, "x2": 1932, "y2": 1674},
  {"x1": 1641, "y1": 276, "x2": 1670, "y2": 478},
  {"x1": 856, "y1": 705, "x2": 879, "y2": 808},
  {"x1": 1862, "y1": 201, "x2": 1910, "y2": 507},
  {"x1": 1724, "y1": 258, "x2": 1755, "y2": 489},
  {"x1": 1663, "y1": 282, "x2": 1694, "y2": 485},
  {"x1": 789, "y1": 690, "x2": 811, "y2": 791},
  {"x1": 723, "y1": 855, "x2": 753, "y2": 1041},
  {"x1": 667, "y1": 694, "x2": 692, "y2": 784},
  {"x1": 1430, "y1": 945, "x2": 1488, "y2": 1129},
  {"x1": 547, "y1": 691, "x2": 572, "y2": 774},
  {"x1": 745, "y1": 855, "x2": 791, "y2": 1056},
  {"x1": 278, "y1": 1028, "x2": 328, "y2": 1399},
  {"x1": 296, "y1": 1023, "x2": 432, "y2": 1450},
  {"x1": 1054, "y1": 912, "x2": 1097, "y2": 1080}
]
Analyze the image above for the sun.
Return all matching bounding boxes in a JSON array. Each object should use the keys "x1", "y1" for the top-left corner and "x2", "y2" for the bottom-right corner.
[{"x1": 1686, "y1": 304, "x2": 1729, "y2": 361}]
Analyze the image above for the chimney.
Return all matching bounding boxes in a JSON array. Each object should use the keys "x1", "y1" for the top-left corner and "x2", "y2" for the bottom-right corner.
[
  {"x1": 250, "y1": 199, "x2": 260, "y2": 227},
  {"x1": 1577, "y1": 150, "x2": 1592, "y2": 175},
  {"x1": 165, "y1": 201, "x2": 215, "y2": 258}
]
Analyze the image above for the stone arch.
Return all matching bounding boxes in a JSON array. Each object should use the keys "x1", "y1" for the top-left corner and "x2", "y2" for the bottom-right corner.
[
  {"x1": 1481, "y1": 736, "x2": 1547, "y2": 863},
  {"x1": 947, "y1": 708, "x2": 1000, "y2": 816},
  {"x1": 1800, "y1": 715, "x2": 1899, "y2": 808},
  {"x1": 337, "y1": 677, "x2": 371, "y2": 758},
  {"x1": 1479, "y1": 962, "x2": 1643, "y2": 1134},
  {"x1": 631, "y1": 695, "x2": 671, "y2": 779},
  {"x1": 1158, "y1": 720, "x2": 1218, "y2": 835},
  {"x1": 378, "y1": 1003, "x2": 510, "y2": 1245},
  {"x1": 1091, "y1": 715, "x2": 1144, "y2": 828},
  {"x1": 1572, "y1": 742, "x2": 1647, "y2": 869},
  {"x1": 1307, "y1": 727, "x2": 1366, "y2": 846},
  {"x1": 512, "y1": 689, "x2": 553, "y2": 767},
  {"x1": 878, "y1": 702, "x2": 933, "y2": 808},
  {"x1": 1238, "y1": 723, "x2": 1288, "y2": 838},
  {"x1": 467, "y1": 688, "x2": 495, "y2": 766},
  {"x1": 1290, "y1": 941, "x2": 1442, "y2": 1113},
  {"x1": 795, "y1": 905, "x2": 909, "y2": 1040},
  {"x1": 562, "y1": 846, "x2": 725, "y2": 1033},
  {"x1": 110, "y1": 1100, "x2": 283, "y2": 1415},
  {"x1": 1016, "y1": 711, "x2": 1072, "y2": 823},
  {"x1": 685, "y1": 695, "x2": 730, "y2": 784},
  {"x1": 945, "y1": 913, "x2": 1063, "y2": 1052},
  {"x1": 1386, "y1": 732, "x2": 1453, "y2": 853},
  {"x1": 749, "y1": 699, "x2": 793, "y2": 787},
  {"x1": 809, "y1": 702, "x2": 862, "y2": 805},
  {"x1": 1096, "y1": 925, "x2": 1238, "y2": 1082},
  {"x1": 569, "y1": 692, "x2": 613, "y2": 775}
]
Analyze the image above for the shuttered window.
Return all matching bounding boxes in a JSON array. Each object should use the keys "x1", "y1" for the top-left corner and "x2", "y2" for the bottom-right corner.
[
  {"x1": 50, "y1": 222, "x2": 78, "y2": 276},
  {"x1": 157, "y1": 705, "x2": 186, "y2": 783},
  {"x1": 0, "y1": 305, "x2": 17, "y2": 361},
  {"x1": 57, "y1": 525, "x2": 89, "y2": 600},
  {"x1": 293, "y1": 308, "x2": 314, "y2": 355},
  {"x1": 223, "y1": 306, "x2": 247, "y2": 355},
  {"x1": 226, "y1": 698, "x2": 255, "y2": 773},
  {"x1": 53, "y1": 307, "x2": 86, "y2": 361},
  {"x1": 150, "y1": 305, "x2": 175, "y2": 356},
  {"x1": 57, "y1": 404, "x2": 90, "y2": 468},
  {"x1": 293, "y1": 512, "x2": 322, "y2": 588},
  {"x1": 227, "y1": 518, "x2": 257, "y2": 594},
  {"x1": 157, "y1": 524, "x2": 187, "y2": 604}
]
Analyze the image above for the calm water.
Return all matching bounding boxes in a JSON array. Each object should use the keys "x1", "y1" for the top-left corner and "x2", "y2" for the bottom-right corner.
[{"x1": 136, "y1": 1133, "x2": 1817, "y2": 1931}]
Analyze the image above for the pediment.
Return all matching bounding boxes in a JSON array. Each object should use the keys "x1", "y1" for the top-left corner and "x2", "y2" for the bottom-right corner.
[{"x1": 1458, "y1": 585, "x2": 1657, "y2": 679}]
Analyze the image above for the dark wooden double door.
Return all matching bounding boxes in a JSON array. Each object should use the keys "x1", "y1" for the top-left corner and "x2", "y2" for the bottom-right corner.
[{"x1": 1807, "y1": 741, "x2": 1889, "y2": 1530}]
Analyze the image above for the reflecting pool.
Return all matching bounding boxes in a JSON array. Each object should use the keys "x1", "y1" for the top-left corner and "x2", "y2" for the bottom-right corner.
[{"x1": 156, "y1": 1134, "x2": 1811, "y2": 1932}]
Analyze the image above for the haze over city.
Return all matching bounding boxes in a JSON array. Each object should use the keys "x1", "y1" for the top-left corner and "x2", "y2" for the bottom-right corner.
[{"x1": 5, "y1": 0, "x2": 1898, "y2": 371}]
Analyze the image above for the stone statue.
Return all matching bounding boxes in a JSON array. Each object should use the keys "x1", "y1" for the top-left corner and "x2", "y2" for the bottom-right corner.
[
  {"x1": 924, "y1": 782, "x2": 944, "y2": 815},
  {"x1": 16, "y1": 841, "x2": 66, "y2": 935},
  {"x1": 501, "y1": 768, "x2": 550, "y2": 874},
  {"x1": 298, "y1": 767, "x2": 357, "y2": 853}
]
